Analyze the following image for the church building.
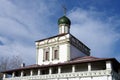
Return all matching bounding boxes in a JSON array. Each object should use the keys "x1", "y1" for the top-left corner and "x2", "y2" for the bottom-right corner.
[{"x1": 1, "y1": 13, "x2": 120, "y2": 80}]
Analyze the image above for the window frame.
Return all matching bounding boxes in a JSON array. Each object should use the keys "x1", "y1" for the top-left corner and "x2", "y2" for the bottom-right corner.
[
  {"x1": 43, "y1": 48, "x2": 50, "y2": 61},
  {"x1": 52, "y1": 46, "x2": 59, "y2": 60}
]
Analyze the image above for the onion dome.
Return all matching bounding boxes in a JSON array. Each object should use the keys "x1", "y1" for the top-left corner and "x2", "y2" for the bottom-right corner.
[{"x1": 58, "y1": 16, "x2": 71, "y2": 25}]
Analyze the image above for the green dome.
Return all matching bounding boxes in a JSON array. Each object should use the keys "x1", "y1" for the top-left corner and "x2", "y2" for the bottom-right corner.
[{"x1": 58, "y1": 16, "x2": 71, "y2": 25}]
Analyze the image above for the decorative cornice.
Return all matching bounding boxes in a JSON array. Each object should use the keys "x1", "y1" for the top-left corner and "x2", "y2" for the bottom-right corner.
[
  {"x1": 36, "y1": 33, "x2": 90, "y2": 56},
  {"x1": 36, "y1": 34, "x2": 70, "y2": 49},
  {"x1": 70, "y1": 34, "x2": 90, "y2": 55}
]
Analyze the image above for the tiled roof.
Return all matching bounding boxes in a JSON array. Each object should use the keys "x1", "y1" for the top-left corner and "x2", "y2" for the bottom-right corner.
[
  {"x1": 68, "y1": 56, "x2": 115, "y2": 64},
  {"x1": 1, "y1": 56, "x2": 119, "y2": 73}
]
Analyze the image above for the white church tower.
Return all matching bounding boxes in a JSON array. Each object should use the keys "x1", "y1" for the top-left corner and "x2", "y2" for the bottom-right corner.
[{"x1": 35, "y1": 15, "x2": 90, "y2": 65}]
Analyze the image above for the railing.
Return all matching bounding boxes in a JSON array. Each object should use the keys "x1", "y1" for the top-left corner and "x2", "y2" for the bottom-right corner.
[{"x1": 3, "y1": 70, "x2": 112, "y2": 80}]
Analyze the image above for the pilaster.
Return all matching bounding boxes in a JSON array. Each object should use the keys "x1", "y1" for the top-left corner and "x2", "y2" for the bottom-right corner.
[
  {"x1": 30, "y1": 70, "x2": 33, "y2": 76},
  {"x1": 12, "y1": 72, "x2": 15, "y2": 77},
  {"x1": 88, "y1": 63, "x2": 91, "y2": 71},
  {"x1": 106, "y1": 61, "x2": 112, "y2": 70},
  {"x1": 36, "y1": 46, "x2": 39, "y2": 64},
  {"x1": 72, "y1": 65, "x2": 75, "y2": 73},
  {"x1": 38, "y1": 69, "x2": 41, "y2": 75},
  {"x1": 67, "y1": 43, "x2": 70, "y2": 61},
  {"x1": 58, "y1": 66, "x2": 61, "y2": 74},
  {"x1": 3, "y1": 74, "x2": 6, "y2": 78},
  {"x1": 21, "y1": 71, "x2": 23, "y2": 77},
  {"x1": 49, "y1": 68, "x2": 52, "y2": 74}
]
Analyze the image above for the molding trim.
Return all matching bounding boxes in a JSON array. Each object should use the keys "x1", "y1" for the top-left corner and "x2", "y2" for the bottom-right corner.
[{"x1": 70, "y1": 35, "x2": 90, "y2": 55}]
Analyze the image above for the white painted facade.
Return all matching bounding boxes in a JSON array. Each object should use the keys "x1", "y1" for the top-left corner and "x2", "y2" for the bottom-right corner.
[
  {"x1": 36, "y1": 33, "x2": 89, "y2": 65},
  {"x1": 37, "y1": 43, "x2": 70, "y2": 65}
]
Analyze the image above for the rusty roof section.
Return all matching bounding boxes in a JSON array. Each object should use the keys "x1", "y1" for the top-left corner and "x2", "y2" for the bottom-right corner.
[{"x1": 1, "y1": 56, "x2": 119, "y2": 74}]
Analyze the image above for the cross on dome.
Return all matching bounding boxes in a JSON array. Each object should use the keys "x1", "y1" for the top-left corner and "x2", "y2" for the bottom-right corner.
[{"x1": 62, "y1": 5, "x2": 67, "y2": 16}]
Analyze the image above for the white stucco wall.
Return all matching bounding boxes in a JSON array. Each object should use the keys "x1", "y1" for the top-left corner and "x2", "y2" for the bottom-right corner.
[
  {"x1": 70, "y1": 45, "x2": 86, "y2": 60},
  {"x1": 38, "y1": 43, "x2": 88, "y2": 65},
  {"x1": 59, "y1": 44, "x2": 69, "y2": 62},
  {"x1": 37, "y1": 48, "x2": 43, "y2": 65},
  {"x1": 37, "y1": 43, "x2": 69, "y2": 65}
]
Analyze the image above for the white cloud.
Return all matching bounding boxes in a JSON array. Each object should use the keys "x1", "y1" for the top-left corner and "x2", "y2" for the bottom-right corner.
[
  {"x1": 69, "y1": 8, "x2": 120, "y2": 58},
  {"x1": 0, "y1": 0, "x2": 58, "y2": 64}
]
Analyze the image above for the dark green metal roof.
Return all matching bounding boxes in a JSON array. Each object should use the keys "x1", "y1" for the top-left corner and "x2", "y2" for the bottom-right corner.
[{"x1": 58, "y1": 16, "x2": 71, "y2": 25}]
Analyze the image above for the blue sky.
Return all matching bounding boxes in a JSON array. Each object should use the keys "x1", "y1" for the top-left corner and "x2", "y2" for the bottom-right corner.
[{"x1": 0, "y1": 0, "x2": 120, "y2": 64}]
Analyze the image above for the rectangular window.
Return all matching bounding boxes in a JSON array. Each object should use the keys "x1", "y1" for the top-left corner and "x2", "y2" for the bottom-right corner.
[
  {"x1": 43, "y1": 48, "x2": 50, "y2": 61},
  {"x1": 54, "y1": 50, "x2": 58, "y2": 59},
  {"x1": 52, "y1": 46, "x2": 59, "y2": 60},
  {"x1": 45, "y1": 51, "x2": 49, "y2": 61}
]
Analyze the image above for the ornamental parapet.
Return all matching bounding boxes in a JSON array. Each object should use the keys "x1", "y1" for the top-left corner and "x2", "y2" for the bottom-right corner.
[{"x1": 3, "y1": 70, "x2": 112, "y2": 80}]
